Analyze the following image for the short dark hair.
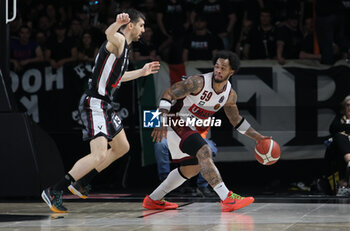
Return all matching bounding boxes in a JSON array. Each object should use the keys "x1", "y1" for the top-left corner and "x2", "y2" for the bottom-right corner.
[
  {"x1": 212, "y1": 50, "x2": 240, "y2": 71},
  {"x1": 119, "y1": 8, "x2": 146, "y2": 30}
]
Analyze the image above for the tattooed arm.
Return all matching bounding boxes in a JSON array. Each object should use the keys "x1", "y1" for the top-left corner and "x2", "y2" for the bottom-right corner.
[
  {"x1": 151, "y1": 75, "x2": 204, "y2": 142},
  {"x1": 162, "y1": 75, "x2": 204, "y2": 102},
  {"x1": 223, "y1": 89, "x2": 269, "y2": 142}
]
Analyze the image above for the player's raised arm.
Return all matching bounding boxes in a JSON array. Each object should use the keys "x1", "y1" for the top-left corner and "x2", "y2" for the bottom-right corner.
[
  {"x1": 105, "y1": 13, "x2": 130, "y2": 50},
  {"x1": 224, "y1": 89, "x2": 269, "y2": 142}
]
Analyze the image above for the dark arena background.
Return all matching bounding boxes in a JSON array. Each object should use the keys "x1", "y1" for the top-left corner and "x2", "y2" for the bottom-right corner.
[{"x1": 1, "y1": 0, "x2": 350, "y2": 230}]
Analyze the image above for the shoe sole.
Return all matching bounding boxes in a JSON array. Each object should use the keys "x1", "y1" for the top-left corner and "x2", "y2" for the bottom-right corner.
[
  {"x1": 41, "y1": 190, "x2": 67, "y2": 213},
  {"x1": 68, "y1": 185, "x2": 88, "y2": 199},
  {"x1": 142, "y1": 204, "x2": 178, "y2": 210}
]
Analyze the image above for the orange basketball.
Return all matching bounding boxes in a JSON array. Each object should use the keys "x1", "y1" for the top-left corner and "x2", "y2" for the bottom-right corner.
[{"x1": 254, "y1": 139, "x2": 280, "y2": 165}]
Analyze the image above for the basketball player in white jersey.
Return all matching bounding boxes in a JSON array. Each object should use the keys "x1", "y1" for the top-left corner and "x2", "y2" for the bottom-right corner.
[
  {"x1": 42, "y1": 9, "x2": 160, "y2": 213},
  {"x1": 143, "y1": 50, "x2": 270, "y2": 212}
]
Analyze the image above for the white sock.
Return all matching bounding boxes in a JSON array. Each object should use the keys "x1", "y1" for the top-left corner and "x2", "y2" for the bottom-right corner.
[
  {"x1": 149, "y1": 168, "x2": 187, "y2": 201},
  {"x1": 214, "y1": 182, "x2": 230, "y2": 201}
]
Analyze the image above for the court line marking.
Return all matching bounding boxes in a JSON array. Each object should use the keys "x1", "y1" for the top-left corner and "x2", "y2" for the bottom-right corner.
[
  {"x1": 137, "y1": 202, "x2": 193, "y2": 218},
  {"x1": 282, "y1": 203, "x2": 326, "y2": 231}
]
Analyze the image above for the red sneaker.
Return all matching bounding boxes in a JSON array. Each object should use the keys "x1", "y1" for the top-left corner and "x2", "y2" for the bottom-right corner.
[
  {"x1": 220, "y1": 191, "x2": 254, "y2": 212},
  {"x1": 142, "y1": 195, "x2": 178, "y2": 210}
]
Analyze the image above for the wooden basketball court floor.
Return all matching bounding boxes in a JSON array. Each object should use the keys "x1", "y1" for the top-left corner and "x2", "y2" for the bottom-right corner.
[{"x1": 1, "y1": 195, "x2": 350, "y2": 231}]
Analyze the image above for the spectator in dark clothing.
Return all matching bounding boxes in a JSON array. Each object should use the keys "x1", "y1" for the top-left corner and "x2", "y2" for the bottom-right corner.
[
  {"x1": 156, "y1": 0, "x2": 189, "y2": 39},
  {"x1": 243, "y1": 9, "x2": 276, "y2": 59},
  {"x1": 316, "y1": 0, "x2": 345, "y2": 64},
  {"x1": 138, "y1": 0, "x2": 158, "y2": 28},
  {"x1": 242, "y1": 0, "x2": 264, "y2": 27},
  {"x1": 35, "y1": 31, "x2": 48, "y2": 56},
  {"x1": 133, "y1": 27, "x2": 160, "y2": 62},
  {"x1": 67, "y1": 18, "x2": 83, "y2": 42},
  {"x1": 192, "y1": 0, "x2": 236, "y2": 49},
  {"x1": 76, "y1": 9, "x2": 90, "y2": 31},
  {"x1": 57, "y1": 5, "x2": 71, "y2": 23},
  {"x1": 77, "y1": 31, "x2": 99, "y2": 64},
  {"x1": 182, "y1": 14, "x2": 223, "y2": 61},
  {"x1": 276, "y1": 13, "x2": 303, "y2": 65},
  {"x1": 46, "y1": 3, "x2": 58, "y2": 29},
  {"x1": 37, "y1": 15, "x2": 53, "y2": 39},
  {"x1": 18, "y1": 0, "x2": 41, "y2": 23},
  {"x1": 233, "y1": 0, "x2": 262, "y2": 58},
  {"x1": 299, "y1": 17, "x2": 322, "y2": 61},
  {"x1": 325, "y1": 95, "x2": 350, "y2": 196},
  {"x1": 156, "y1": 0, "x2": 190, "y2": 63},
  {"x1": 10, "y1": 26, "x2": 44, "y2": 72},
  {"x1": 45, "y1": 22, "x2": 78, "y2": 69},
  {"x1": 235, "y1": 18, "x2": 253, "y2": 59},
  {"x1": 10, "y1": 15, "x2": 23, "y2": 39},
  {"x1": 76, "y1": 9, "x2": 105, "y2": 46},
  {"x1": 269, "y1": 0, "x2": 304, "y2": 26}
]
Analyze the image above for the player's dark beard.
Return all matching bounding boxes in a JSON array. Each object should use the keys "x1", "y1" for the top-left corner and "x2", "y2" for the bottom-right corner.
[{"x1": 212, "y1": 74, "x2": 230, "y2": 83}]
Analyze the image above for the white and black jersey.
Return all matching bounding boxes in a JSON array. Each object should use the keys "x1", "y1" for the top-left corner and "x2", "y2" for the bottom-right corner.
[
  {"x1": 78, "y1": 35, "x2": 129, "y2": 141},
  {"x1": 86, "y1": 36, "x2": 129, "y2": 102}
]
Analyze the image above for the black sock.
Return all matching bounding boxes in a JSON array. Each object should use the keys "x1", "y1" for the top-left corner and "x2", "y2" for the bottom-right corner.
[
  {"x1": 52, "y1": 173, "x2": 75, "y2": 191},
  {"x1": 79, "y1": 169, "x2": 99, "y2": 186}
]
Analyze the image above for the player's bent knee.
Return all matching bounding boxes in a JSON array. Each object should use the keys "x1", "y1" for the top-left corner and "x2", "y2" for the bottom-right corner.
[
  {"x1": 196, "y1": 145, "x2": 212, "y2": 161},
  {"x1": 180, "y1": 165, "x2": 200, "y2": 179},
  {"x1": 116, "y1": 142, "x2": 130, "y2": 156},
  {"x1": 110, "y1": 140, "x2": 130, "y2": 157},
  {"x1": 123, "y1": 142, "x2": 130, "y2": 154},
  {"x1": 93, "y1": 151, "x2": 108, "y2": 165}
]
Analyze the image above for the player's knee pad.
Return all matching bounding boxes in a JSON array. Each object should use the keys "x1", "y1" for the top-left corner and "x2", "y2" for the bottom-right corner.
[
  {"x1": 180, "y1": 132, "x2": 208, "y2": 156},
  {"x1": 180, "y1": 157, "x2": 199, "y2": 166}
]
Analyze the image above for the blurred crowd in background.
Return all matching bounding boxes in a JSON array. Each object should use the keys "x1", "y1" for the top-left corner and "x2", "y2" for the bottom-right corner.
[{"x1": 9, "y1": 0, "x2": 350, "y2": 72}]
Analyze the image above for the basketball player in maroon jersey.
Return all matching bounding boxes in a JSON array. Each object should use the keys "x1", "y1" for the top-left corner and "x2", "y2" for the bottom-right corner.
[
  {"x1": 42, "y1": 9, "x2": 160, "y2": 213},
  {"x1": 143, "y1": 50, "x2": 271, "y2": 212}
]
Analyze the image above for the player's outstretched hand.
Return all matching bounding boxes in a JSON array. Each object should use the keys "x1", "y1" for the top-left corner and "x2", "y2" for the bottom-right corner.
[
  {"x1": 142, "y1": 61, "x2": 160, "y2": 76},
  {"x1": 116, "y1": 13, "x2": 130, "y2": 25},
  {"x1": 151, "y1": 126, "x2": 167, "y2": 143}
]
